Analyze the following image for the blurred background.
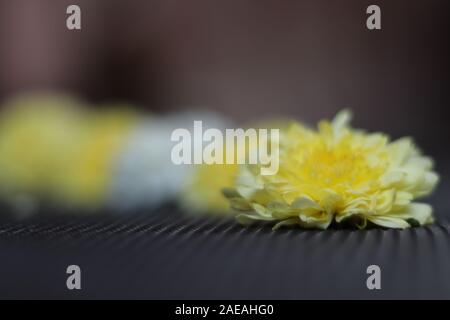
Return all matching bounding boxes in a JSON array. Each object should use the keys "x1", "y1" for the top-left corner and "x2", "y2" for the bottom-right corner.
[
  {"x1": 0, "y1": 0, "x2": 448, "y2": 135},
  {"x1": 0, "y1": 0, "x2": 449, "y2": 300}
]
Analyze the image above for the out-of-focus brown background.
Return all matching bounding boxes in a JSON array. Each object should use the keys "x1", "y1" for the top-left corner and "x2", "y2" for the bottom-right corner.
[{"x1": 0, "y1": 0, "x2": 449, "y2": 152}]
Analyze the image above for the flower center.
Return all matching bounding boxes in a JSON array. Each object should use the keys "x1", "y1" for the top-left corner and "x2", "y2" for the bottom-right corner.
[{"x1": 278, "y1": 135, "x2": 389, "y2": 202}]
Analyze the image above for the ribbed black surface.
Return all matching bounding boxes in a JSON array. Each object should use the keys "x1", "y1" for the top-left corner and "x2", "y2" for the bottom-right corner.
[{"x1": 0, "y1": 206, "x2": 450, "y2": 299}]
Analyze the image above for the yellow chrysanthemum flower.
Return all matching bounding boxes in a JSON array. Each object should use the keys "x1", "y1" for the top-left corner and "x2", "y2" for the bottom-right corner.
[{"x1": 226, "y1": 110, "x2": 439, "y2": 229}]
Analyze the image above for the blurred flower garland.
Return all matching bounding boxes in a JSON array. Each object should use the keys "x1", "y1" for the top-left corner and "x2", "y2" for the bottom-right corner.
[
  {"x1": 0, "y1": 93, "x2": 232, "y2": 215},
  {"x1": 0, "y1": 93, "x2": 439, "y2": 229}
]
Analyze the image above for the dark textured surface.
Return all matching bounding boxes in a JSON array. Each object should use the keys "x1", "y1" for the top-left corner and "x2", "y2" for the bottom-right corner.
[{"x1": 0, "y1": 206, "x2": 449, "y2": 299}]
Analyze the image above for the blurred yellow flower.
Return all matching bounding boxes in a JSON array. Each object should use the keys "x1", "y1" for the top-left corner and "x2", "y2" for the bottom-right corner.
[
  {"x1": 57, "y1": 108, "x2": 137, "y2": 207},
  {"x1": 0, "y1": 94, "x2": 85, "y2": 198},
  {"x1": 0, "y1": 94, "x2": 137, "y2": 209},
  {"x1": 181, "y1": 162, "x2": 238, "y2": 214},
  {"x1": 180, "y1": 119, "x2": 291, "y2": 215},
  {"x1": 226, "y1": 110, "x2": 439, "y2": 229}
]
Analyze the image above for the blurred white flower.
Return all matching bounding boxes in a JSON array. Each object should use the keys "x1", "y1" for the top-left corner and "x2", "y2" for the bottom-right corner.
[{"x1": 108, "y1": 110, "x2": 232, "y2": 211}]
